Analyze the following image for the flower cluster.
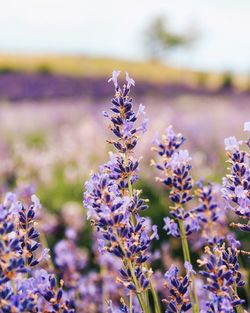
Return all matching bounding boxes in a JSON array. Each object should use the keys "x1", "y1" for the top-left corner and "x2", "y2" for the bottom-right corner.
[
  {"x1": 1, "y1": 73, "x2": 250, "y2": 313},
  {"x1": 192, "y1": 181, "x2": 229, "y2": 247},
  {"x1": 162, "y1": 263, "x2": 192, "y2": 313},
  {"x1": 152, "y1": 126, "x2": 199, "y2": 237},
  {"x1": 104, "y1": 71, "x2": 148, "y2": 153},
  {"x1": 84, "y1": 71, "x2": 158, "y2": 312},
  {"x1": 222, "y1": 122, "x2": 250, "y2": 234},
  {"x1": 199, "y1": 242, "x2": 245, "y2": 312},
  {"x1": 0, "y1": 192, "x2": 74, "y2": 313},
  {"x1": 54, "y1": 238, "x2": 88, "y2": 288}
]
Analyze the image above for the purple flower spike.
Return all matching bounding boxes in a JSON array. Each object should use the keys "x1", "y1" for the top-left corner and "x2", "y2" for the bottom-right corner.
[
  {"x1": 191, "y1": 181, "x2": 230, "y2": 248},
  {"x1": 0, "y1": 193, "x2": 74, "y2": 313},
  {"x1": 152, "y1": 126, "x2": 199, "y2": 237},
  {"x1": 222, "y1": 122, "x2": 250, "y2": 244},
  {"x1": 163, "y1": 265, "x2": 192, "y2": 312},
  {"x1": 105, "y1": 72, "x2": 149, "y2": 153},
  {"x1": 199, "y1": 243, "x2": 245, "y2": 311},
  {"x1": 84, "y1": 72, "x2": 156, "y2": 298},
  {"x1": 163, "y1": 217, "x2": 180, "y2": 237}
]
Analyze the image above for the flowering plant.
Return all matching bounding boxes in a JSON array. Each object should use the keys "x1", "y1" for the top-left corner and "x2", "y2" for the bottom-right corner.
[
  {"x1": 83, "y1": 71, "x2": 249, "y2": 313},
  {"x1": 0, "y1": 71, "x2": 249, "y2": 313}
]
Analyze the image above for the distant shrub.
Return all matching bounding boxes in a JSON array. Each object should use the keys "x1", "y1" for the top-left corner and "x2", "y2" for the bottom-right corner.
[
  {"x1": 221, "y1": 71, "x2": 234, "y2": 90},
  {"x1": 0, "y1": 65, "x2": 16, "y2": 74},
  {"x1": 197, "y1": 72, "x2": 208, "y2": 87},
  {"x1": 36, "y1": 64, "x2": 52, "y2": 75}
]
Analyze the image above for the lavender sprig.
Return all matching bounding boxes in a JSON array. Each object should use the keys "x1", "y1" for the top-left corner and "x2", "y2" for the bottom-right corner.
[
  {"x1": 162, "y1": 263, "x2": 192, "y2": 313},
  {"x1": 54, "y1": 238, "x2": 88, "y2": 289},
  {"x1": 152, "y1": 126, "x2": 199, "y2": 313},
  {"x1": 0, "y1": 193, "x2": 74, "y2": 313},
  {"x1": 198, "y1": 242, "x2": 245, "y2": 312},
  {"x1": 84, "y1": 71, "x2": 158, "y2": 313},
  {"x1": 152, "y1": 127, "x2": 199, "y2": 238},
  {"x1": 222, "y1": 122, "x2": 250, "y2": 254},
  {"x1": 18, "y1": 194, "x2": 50, "y2": 268},
  {"x1": 192, "y1": 181, "x2": 229, "y2": 248}
]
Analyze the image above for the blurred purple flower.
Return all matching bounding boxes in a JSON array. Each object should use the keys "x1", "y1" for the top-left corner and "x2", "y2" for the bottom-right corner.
[{"x1": 108, "y1": 70, "x2": 120, "y2": 88}]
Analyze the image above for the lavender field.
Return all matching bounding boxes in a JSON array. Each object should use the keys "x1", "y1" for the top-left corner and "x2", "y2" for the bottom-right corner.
[
  {"x1": 0, "y1": 70, "x2": 250, "y2": 312},
  {"x1": 0, "y1": 85, "x2": 249, "y2": 193}
]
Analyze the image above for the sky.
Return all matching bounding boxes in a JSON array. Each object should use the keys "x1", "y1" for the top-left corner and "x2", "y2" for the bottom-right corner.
[{"x1": 1, "y1": 0, "x2": 250, "y2": 73}]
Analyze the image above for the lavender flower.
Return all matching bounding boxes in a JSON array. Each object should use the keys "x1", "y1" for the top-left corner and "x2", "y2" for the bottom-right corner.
[
  {"x1": 0, "y1": 194, "x2": 26, "y2": 282},
  {"x1": 152, "y1": 126, "x2": 200, "y2": 312},
  {"x1": 108, "y1": 70, "x2": 121, "y2": 88},
  {"x1": 18, "y1": 194, "x2": 49, "y2": 268},
  {"x1": 104, "y1": 71, "x2": 148, "y2": 153},
  {"x1": 3, "y1": 73, "x2": 250, "y2": 312},
  {"x1": 54, "y1": 238, "x2": 88, "y2": 290},
  {"x1": 192, "y1": 181, "x2": 230, "y2": 248},
  {"x1": 31, "y1": 269, "x2": 73, "y2": 313},
  {"x1": 244, "y1": 121, "x2": 250, "y2": 132},
  {"x1": 152, "y1": 126, "x2": 199, "y2": 237},
  {"x1": 162, "y1": 264, "x2": 192, "y2": 312},
  {"x1": 84, "y1": 72, "x2": 158, "y2": 312},
  {"x1": 222, "y1": 122, "x2": 250, "y2": 234},
  {"x1": 0, "y1": 193, "x2": 74, "y2": 313},
  {"x1": 224, "y1": 136, "x2": 241, "y2": 151},
  {"x1": 198, "y1": 243, "x2": 245, "y2": 311}
]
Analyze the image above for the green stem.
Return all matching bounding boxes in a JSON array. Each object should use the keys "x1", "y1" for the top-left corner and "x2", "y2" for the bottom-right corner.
[
  {"x1": 40, "y1": 232, "x2": 55, "y2": 272},
  {"x1": 128, "y1": 179, "x2": 133, "y2": 195},
  {"x1": 239, "y1": 255, "x2": 250, "y2": 306},
  {"x1": 145, "y1": 290, "x2": 151, "y2": 313},
  {"x1": 236, "y1": 304, "x2": 244, "y2": 313},
  {"x1": 149, "y1": 279, "x2": 162, "y2": 313},
  {"x1": 125, "y1": 151, "x2": 162, "y2": 313},
  {"x1": 127, "y1": 260, "x2": 149, "y2": 313},
  {"x1": 115, "y1": 228, "x2": 148, "y2": 313},
  {"x1": 234, "y1": 284, "x2": 244, "y2": 313},
  {"x1": 125, "y1": 152, "x2": 149, "y2": 311},
  {"x1": 178, "y1": 220, "x2": 199, "y2": 313}
]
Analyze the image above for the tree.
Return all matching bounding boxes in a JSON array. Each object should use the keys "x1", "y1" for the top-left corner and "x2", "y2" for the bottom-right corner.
[{"x1": 145, "y1": 16, "x2": 197, "y2": 62}]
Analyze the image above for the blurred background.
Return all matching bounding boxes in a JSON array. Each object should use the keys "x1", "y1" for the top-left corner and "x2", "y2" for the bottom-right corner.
[{"x1": 0, "y1": 0, "x2": 250, "y2": 229}]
